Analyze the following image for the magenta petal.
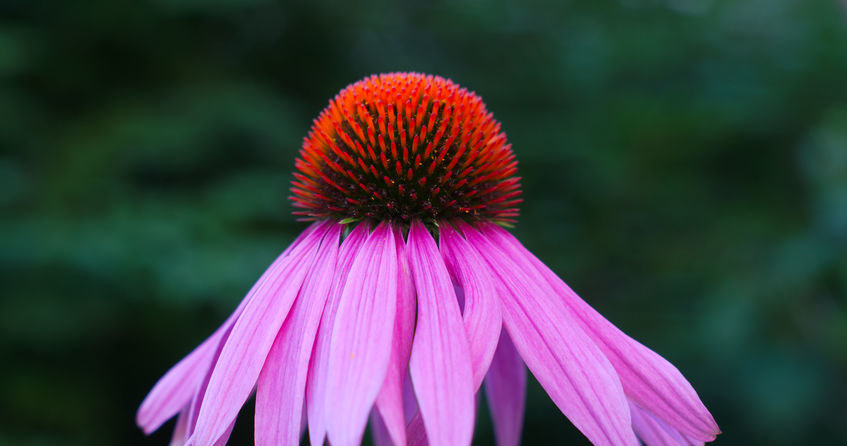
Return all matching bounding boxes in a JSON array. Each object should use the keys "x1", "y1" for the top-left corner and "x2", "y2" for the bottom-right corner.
[
  {"x1": 184, "y1": 298, "x2": 270, "y2": 445},
  {"x1": 170, "y1": 408, "x2": 189, "y2": 446},
  {"x1": 484, "y1": 332, "x2": 526, "y2": 446},
  {"x1": 184, "y1": 323, "x2": 234, "y2": 442},
  {"x1": 304, "y1": 223, "x2": 370, "y2": 446},
  {"x1": 440, "y1": 223, "x2": 502, "y2": 389},
  {"x1": 407, "y1": 221, "x2": 475, "y2": 446},
  {"x1": 459, "y1": 223, "x2": 638, "y2": 446},
  {"x1": 630, "y1": 401, "x2": 703, "y2": 446},
  {"x1": 184, "y1": 288, "x2": 260, "y2": 443},
  {"x1": 255, "y1": 224, "x2": 342, "y2": 446},
  {"x1": 187, "y1": 222, "x2": 331, "y2": 446},
  {"x1": 402, "y1": 373, "x2": 418, "y2": 425},
  {"x1": 481, "y1": 223, "x2": 719, "y2": 442},
  {"x1": 407, "y1": 414, "x2": 428, "y2": 446},
  {"x1": 211, "y1": 421, "x2": 235, "y2": 446},
  {"x1": 370, "y1": 410, "x2": 394, "y2": 446},
  {"x1": 374, "y1": 225, "x2": 417, "y2": 446},
  {"x1": 325, "y1": 222, "x2": 398, "y2": 446},
  {"x1": 137, "y1": 334, "x2": 218, "y2": 434},
  {"x1": 403, "y1": 376, "x2": 427, "y2": 446},
  {"x1": 180, "y1": 306, "x2": 245, "y2": 444},
  {"x1": 137, "y1": 223, "x2": 321, "y2": 434}
]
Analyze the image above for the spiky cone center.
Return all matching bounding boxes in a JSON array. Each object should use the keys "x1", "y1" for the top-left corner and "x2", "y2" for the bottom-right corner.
[{"x1": 290, "y1": 72, "x2": 522, "y2": 226}]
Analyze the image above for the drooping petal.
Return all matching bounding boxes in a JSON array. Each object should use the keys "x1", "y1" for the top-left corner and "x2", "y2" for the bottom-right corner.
[
  {"x1": 186, "y1": 222, "x2": 331, "y2": 446},
  {"x1": 187, "y1": 331, "x2": 243, "y2": 446},
  {"x1": 374, "y1": 225, "x2": 417, "y2": 446},
  {"x1": 170, "y1": 408, "x2": 189, "y2": 446},
  {"x1": 407, "y1": 221, "x2": 475, "y2": 446},
  {"x1": 136, "y1": 223, "x2": 321, "y2": 434},
  {"x1": 407, "y1": 414, "x2": 428, "y2": 446},
  {"x1": 305, "y1": 223, "x2": 370, "y2": 446},
  {"x1": 184, "y1": 320, "x2": 236, "y2": 442},
  {"x1": 137, "y1": 335, "x2": 218, "y2": 435},
  {"x1": 484, "y1": 331, "x2": 526, "y2": 446},
  {"x1": 211, "y1": 422, "x2": 235, "y2": 446},
  {"x1": 325, "y1": 222, "x2": 398, "y2": 446},
  {"x1": 370, "y1": 410, "x2": 394, "y2": 446},
  {"x1": 480, "y1": 223, "x2": 719, "y2": 442},
  {"x1": 405, "y1": 218, "x2": 505, "y2": 446},
  {"x1": 439, "y1": 223, "x2": 502, "y2": 388},
  {"x1": 255, "y1": 224, "x2": 342, "y2": 446},
  {"x1": 402, "y1": 373, "x2": 418, "y2": 425},
  {"x1": 458, "y1": 222, "x2": 638, "y2": 446},
  {"x1": 630, "y1": 401, "x2": 703, "y2": 446}
]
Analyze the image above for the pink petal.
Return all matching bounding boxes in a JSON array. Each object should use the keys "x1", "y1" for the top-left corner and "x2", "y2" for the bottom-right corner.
[
  {"x1": 184, "y1": 320, "x2": 236, "y2": 442},
  {"x1": 373, "y1": 225, "x2": 417, "y2": 446},
  {"x1": 403, "y1": 376, "x2": 428, "y2": 446},
  {"x1": 325, "y1": 222, "x2": 398, "y2": 446},
  {"x1": 211, "y1": 422, "x2": 235, "y2": 446},
  {"x1": 630, "y1": 401, "x2": 703, "y2": 446},
  {"x1": 407, "y1": 414, "x2": 429, "y2": 446},
  {"x1": 370, "y1": 410, "x2": 394, "y2": 446},
  {"x1": 137, "y1": 335, "x2": 218, "y2": 434},
  {"x1": 136, "y1": 223, "x2": 321, "y2": 434},
  {"x1": 187, "y1": 222, "x2": 331, "y2": 446},
  {"x1": 459, "y1": 222, "x2": 638, "y2": 446},
  {"x1": 170, "y1": 408, "x2": 189, "y2": 446},
  {"x1": 304, "y1": 223, "x2": 370, "y2": 446},
  {"x1": 484, "y1": 332, "x2": 526, "y2": 446},
  {"x1": 184, "y1": 277, "x2": 266, "y2": 444},
  {"x1": 481, "y1": 223, "x2": 719, "y2": 442},
  {"x1": 402, "y1": 373, "x2": 418, "y2": 425},
  {"x1": 439, "y1": 223, "x2": 502, "y2": 388},
  {"x1": 407, "y1": 221, "x2": 475, "y2": 446},
  {"x1": 255, "y1": 224, "x2": 342, "y2": 446},
  {"x1": 404, "y1": 412, "x2": 427, "y2": 446}
]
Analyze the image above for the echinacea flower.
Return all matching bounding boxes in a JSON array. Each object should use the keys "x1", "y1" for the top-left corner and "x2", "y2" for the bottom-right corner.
[{"x1": 137, "y1": 72, "x2": 720, "y2": 446}]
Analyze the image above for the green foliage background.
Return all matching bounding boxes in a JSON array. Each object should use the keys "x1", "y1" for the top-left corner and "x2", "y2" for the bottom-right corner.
[{"x1": 1, "y1": 0, "x2": 846, "y2": 445}]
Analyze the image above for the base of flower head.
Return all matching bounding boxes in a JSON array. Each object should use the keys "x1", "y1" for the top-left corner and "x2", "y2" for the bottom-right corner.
[{"x1": 138, "y1": 218, "x2": 718, "y2": 446}]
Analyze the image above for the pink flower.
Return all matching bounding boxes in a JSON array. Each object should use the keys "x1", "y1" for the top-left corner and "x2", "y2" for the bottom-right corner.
[{"x1": 137, "y1": 73, "x2": 719, "y2": 446}]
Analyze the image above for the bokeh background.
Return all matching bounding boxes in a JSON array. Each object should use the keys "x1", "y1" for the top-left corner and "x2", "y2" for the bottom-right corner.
[{"x1": 2, "y1": 0, "x2": 846, "y2": 445}]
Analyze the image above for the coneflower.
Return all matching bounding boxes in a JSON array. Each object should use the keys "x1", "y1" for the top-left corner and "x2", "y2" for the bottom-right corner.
[{"x1": 137, "y1": 72, "x2": 719, "y2": 446}]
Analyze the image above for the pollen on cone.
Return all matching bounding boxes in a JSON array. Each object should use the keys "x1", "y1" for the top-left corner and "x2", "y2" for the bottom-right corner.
[{"x1": 290, "y1": 72, "x2": 522, "y2": 224}]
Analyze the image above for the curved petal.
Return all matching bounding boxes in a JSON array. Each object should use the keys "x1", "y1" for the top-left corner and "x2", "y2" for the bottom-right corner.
[
  {"x1": 407, "y1": 328, "x2": 519, "y2": 446},
  {"x1": 480, "y1": 223, "x2": 719, "y2": 442},
  {"x1": 440, "y1": 223, "x2": 502, "y2": 388},
  {"x1": 304, "y1": 223, "x2": 370, "y2": 446},
  {"x1": 370, "y1": 410, "x2": 394, "y2": 446},
  {"x1": 184, "y1": 320, "x2": 237, "y2": 442},
  {"x1": 136, "y1": 223, "x2": 321, "y2": 434},
  {"x1": 630, "y1": 401, "x2": 703, "y2": 446},
  {"x1": 186, "y1": 222, "x2": 331, "y2": 446},
  {"x1": 374, "y1": 225, "x2": 417, "y2": 446},
  {"x1": 211, "y1": 422, "x2": 234, "y2": 446},
  {"x1": 137, "y1": 335, "x2": 218, "y2": 435},
  {"x1": 170, "y1": 408, "x2": 189, "y2": 446},
  {"x1": 407, "y1": 414, "x2": 428, "y2": 446},
  {"x1": 407, "y1": 221, "x2": 475, "y2": 446},
  {"x1": 325, "y1": 222, "x2": 398, "y2": 446},
  {"x1": 484, "y1": 332, "x2": 526, "y2": 446},
  {"x1": 458, "y1": 222, "x2": 637, "y2": 446},
  {"x1": 255, "y1": 224, "x2": 342, "y2": 446},
  {"x1": 182, "y1": 225, "x2": 327, "y2": 444}
]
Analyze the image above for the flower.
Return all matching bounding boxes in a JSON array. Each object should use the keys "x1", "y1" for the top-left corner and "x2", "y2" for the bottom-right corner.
[{"x1": 137, "y1": 72, "x2": 719, "y2": 446}]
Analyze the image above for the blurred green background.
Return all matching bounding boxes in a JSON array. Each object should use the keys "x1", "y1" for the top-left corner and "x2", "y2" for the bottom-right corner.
[{"x1": 1, "y1": 0, "x2": 846, "y2": 445}]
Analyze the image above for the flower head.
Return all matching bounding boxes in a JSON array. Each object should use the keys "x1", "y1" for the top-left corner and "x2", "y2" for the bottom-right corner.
[
  {"x1": 291, "y1": 73, "x2": 521, "y2": 224},
  {"x1": 137, "y1": 72, "x2": 719, "y2": 446}
]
